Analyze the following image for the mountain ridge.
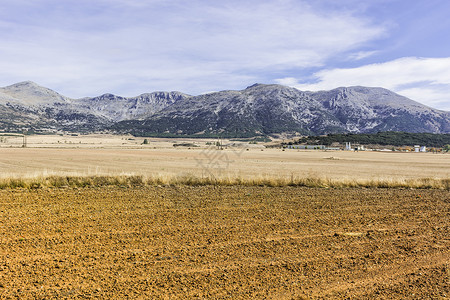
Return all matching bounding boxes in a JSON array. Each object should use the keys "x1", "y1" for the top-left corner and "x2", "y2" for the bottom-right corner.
[{"x1": 0, "y1": 81, "x2": 448, "y2": 136}]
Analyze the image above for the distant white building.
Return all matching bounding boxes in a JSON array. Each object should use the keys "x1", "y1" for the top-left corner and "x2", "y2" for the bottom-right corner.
[
  {"x1": 414, "y1": 145, "x2": 427, "y2": 152},
  {"x1": 344, "y1": 142, "x2": 364, "y2": 151}
]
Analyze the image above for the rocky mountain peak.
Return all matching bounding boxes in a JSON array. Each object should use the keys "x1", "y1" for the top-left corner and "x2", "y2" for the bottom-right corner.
[
  {"x1": 0, "y1": 81, "x2": 448, "y2": 135},
  {"x1": 1, "y1": 81, "x2": 69, "y2": 106},
  {"x1": 6, "y1": 81, "x2": 40, "y2": 89}
]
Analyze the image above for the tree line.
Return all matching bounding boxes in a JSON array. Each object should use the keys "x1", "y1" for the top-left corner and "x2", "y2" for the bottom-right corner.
[{"x1": 292, "y1": 132, "x2": 450, "y2": 148}]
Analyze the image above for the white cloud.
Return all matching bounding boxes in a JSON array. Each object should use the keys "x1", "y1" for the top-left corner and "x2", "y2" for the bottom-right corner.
[
  {"x1": 347, "y1": 51, "x2": 378, "y2": 61},
  {"x1": 397, "y1": 87, "x2": 450, "y2": 111},
  {"x1": 277, "y1": 57, "x2": 450, "y2": 110},
  {"x1": 0, "y1": 0, "x2": 386, "y2": 97}
]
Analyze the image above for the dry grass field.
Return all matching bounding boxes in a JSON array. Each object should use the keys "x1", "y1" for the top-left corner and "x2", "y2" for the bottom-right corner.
[
  {"x1": 0, "y1": 186, "x2": 448, "y2": 299},
  {"x1": 0, "y1": 134, "x2": 448, "y2": 182},
  {"x1": 0, "y1": 134, "x2": 448, "y2": 299}
]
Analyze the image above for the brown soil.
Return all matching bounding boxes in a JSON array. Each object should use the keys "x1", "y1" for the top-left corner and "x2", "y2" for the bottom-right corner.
[{"x1": 0, "y1": 186, "x2": 448, "y2": 299}]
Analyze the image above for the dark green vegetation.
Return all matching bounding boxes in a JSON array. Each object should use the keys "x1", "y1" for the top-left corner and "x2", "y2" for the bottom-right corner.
[
  {"x1": 113, "y1": 114, "x2": 314, "y2": 138},
  {"x1": 293, "y1": 132, "x2": 450, "y2": 147},
  {"x1": 230, "y1": 137, "x2": 273, "y2": 143}
]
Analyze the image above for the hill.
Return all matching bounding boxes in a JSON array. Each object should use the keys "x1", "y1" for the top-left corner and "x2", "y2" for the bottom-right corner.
[{"x1": 0, "y1": 81, "x2": 448, "y2": 136}]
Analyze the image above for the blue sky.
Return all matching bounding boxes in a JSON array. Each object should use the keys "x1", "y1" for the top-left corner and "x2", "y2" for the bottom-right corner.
[{"x1": 0, "y1": 0, "x2": 449, "y2": 110}]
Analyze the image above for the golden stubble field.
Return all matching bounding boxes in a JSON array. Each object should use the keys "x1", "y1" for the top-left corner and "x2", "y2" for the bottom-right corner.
[
  {"x1": 0, "y1": 186, "x2": 448, "y2": 299},
  {"x1": 0, "y1": 134, "x2": 448, "y2": 181}
]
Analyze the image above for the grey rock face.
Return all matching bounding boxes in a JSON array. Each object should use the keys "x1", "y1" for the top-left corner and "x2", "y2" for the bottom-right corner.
[
  {"x1": 0, "y1": 81, "x2": 448, "y2": 135},
  {"x1": 73, "y1": 91, "x2": 190, "y2": 122},
  {"x1": 0, "y1": 82, "x2": 190, "y2": 132},
  {"x1": 0, "y1": 81, "x2": 70, "y2": 106},
  {"x1": 122, "y1": 84, "x2": 449, "y2": 135},
  {"x1": 311, "y1": 86, "x2": 449, "y2": 133}
]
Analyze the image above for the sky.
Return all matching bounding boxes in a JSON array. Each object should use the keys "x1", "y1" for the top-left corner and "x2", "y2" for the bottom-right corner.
[{"x1": 0, "y1": 0, "x2": 449, "y2": 110}]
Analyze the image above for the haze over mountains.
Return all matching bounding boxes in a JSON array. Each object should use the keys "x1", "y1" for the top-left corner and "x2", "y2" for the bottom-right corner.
[{"x1": 0, "y1": 81, "x2": 448, "y2": 136}]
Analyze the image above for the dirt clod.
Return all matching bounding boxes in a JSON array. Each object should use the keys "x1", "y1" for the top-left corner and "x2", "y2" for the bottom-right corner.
[{"x1": 0, "y1": 186, "x2": 448, "y2": 299}]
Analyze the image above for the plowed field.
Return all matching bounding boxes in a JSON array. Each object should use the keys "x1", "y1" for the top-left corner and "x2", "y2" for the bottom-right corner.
[{"x1": 0, "y1": 186, "x2": 448, "y2": 299}]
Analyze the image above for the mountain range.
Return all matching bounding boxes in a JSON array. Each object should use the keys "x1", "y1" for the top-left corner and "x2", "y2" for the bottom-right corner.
[{"x1": 0, "y1": 81, "x2": 448, "y2": 136}]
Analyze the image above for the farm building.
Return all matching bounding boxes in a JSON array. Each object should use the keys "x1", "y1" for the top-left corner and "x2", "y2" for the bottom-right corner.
[{"x1": 414, "y1": 145, "x2": 427, "y2": 152}]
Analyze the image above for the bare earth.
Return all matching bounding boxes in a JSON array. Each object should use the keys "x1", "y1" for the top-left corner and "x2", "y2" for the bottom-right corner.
[{"x1": 0, "y1": 186, "x2": 448, "y2": 299}]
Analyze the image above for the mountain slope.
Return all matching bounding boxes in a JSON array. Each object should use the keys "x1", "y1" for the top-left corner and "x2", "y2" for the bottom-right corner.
[
  {"x1": 0, "y1": 81, "x2": 448, "y2": 135},
  {"x1": 115, "y1": 84, "x2": 450, "y2": 136},
  {"x1": 120, "y1": 84, "x2": 346, "y2": 136},
  {"x1": 73, "y1": 91, "x2": 190, "y2": 122},
  {"x1": 0, "y1": 81, "x2": 109, "y2": 132},
  {"x1": 311, "y1": 86, "x2": 450, "y2": 133},
  {"x1": 0, "y1": 82, "x2": 190, "y2": 132},
  {"x1": 0, "y1": 81, "x2": 70, "y2": 106}
]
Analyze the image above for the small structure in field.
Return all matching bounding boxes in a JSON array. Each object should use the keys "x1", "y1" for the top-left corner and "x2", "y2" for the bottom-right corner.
[
  {"x1": 414, "y1": 145, "x2": 427, "y2": 152},
  {"x1": 345, "y1": 142, "x2": 364, "y2": 151},
  {"x1": 345, "y1": 142, "x2": 352, "y2": 151}
]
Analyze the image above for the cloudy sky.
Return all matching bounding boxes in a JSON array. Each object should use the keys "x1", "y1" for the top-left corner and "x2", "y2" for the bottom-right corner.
[{"x1": 1, "y1": 0, "x2": 449, "y2": 110}]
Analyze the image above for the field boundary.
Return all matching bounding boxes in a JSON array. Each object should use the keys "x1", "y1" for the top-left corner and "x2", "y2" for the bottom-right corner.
[{"x1": 0, "y1": 174, "x2": 448, "y2": 190}]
